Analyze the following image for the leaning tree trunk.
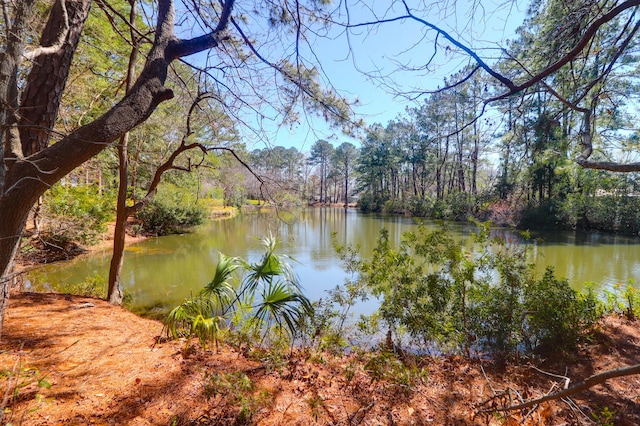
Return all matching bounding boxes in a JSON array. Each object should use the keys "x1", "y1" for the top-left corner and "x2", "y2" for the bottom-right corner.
[
  {"x1": 0, "y1": 0, "x2": 92, "y2": 337},
  {"x1": 0, "y1": 4, "x2": 30, "y2": 301},
  {"x1": 0, "y1": 0, "x2": 234, "y2": 337},
  {"x1": 0, "y1": 194, "x2": 34, "y2": 336}
]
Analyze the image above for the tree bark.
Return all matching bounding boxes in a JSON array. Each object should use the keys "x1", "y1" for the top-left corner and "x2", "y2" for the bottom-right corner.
[
  {"x1": 0, "y1": 0, "x2": 36, "y2": 188},
  {"x1": 344, "y1": 168, "x2": 349, "y2": 209},
  {"x1": 0, "y1": 0, "x2": 59, "y2": 338},
  {"x1": 108, "y1": 0, "x2": 139, "y2": 305},
  {"x1": 19, "y1": 0, "x2": 91, "y2": 157},
  {"x1": 108, "y1": 132, "x2": 131, "y2": 305},
  {"x1": 0, "y1": 0, "x2": 235, "y2": 337}
]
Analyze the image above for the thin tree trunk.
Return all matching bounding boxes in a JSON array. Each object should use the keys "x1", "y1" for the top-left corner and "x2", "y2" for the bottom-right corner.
[
  {"x1": 108, "y1": 0, "x2": 139, "y2": 305},
  {"x1": 107, "y1": 133, "x2": 130, "y2": 304},
  {"x1": 344, "y1": 169, "x2": 348, "y2": 209},
  {"x1": 319, "y1": 163, "x2": 324, "y2": 203}
]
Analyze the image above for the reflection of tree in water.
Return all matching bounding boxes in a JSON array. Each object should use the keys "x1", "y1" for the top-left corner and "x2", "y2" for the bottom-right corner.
[{"x1": 24, "y1": 209, "x2": 640, "y2": 317}]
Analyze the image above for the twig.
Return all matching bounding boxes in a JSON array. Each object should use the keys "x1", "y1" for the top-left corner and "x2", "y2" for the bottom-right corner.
[
  {"x1": 530, "y1": 365, "x2": 571, "y2": 389},
  {"x1": 479, "y1": 364, "x2": 498, "y2": 396},
  {"x1": 561, "y1": 396, "x2": 596, "y2": 425},
  {"x1": 349, "y1": 402, "x2": 375, "y2": 425},
  {"x1": 0, "y1": 342, "x2": 24, "y2": 425},
  {"x1": 39, "y1": 340, "x2": 79, "y2": 360}
]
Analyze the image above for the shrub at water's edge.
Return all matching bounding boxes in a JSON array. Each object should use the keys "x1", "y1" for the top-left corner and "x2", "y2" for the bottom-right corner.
[
  {"x1": 166, "y1": 225, "x2": 616, "y2": 362},
  {"x1": 41, "y1": 183, "x2": 116, "y2": 246},
  {"x1": 134, "y1": 184, "x2": 206, "y2": 236},
  {"x1": 303, "y1": 223, "x2": 604, "y2": 360},
  {"x1": 350, "y1": 223, "x2": 601, "y2": 358}
]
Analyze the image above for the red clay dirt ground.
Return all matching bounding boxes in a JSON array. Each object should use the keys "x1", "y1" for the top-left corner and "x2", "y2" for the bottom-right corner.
[{"x1": 1, "y1": 292, "x2": 640, "y2": 425}]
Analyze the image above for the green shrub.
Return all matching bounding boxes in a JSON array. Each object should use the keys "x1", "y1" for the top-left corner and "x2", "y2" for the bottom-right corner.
[
  {"x1": 383, "y1": 199, "x2": 405, "y2": 214},
  {"x1": 273, "y1": 191, "x2": 302, "y2": 208},
  {"x1": 358, "y1": 227, "x2": 470, "y2": 352},
  {"x1": 354, "y1": 224, "x2": 602, "y2": 358},
  {"x1": 135, "y1": 184, "x2": 205, "y2": 235},
  {"x1": 407, "y1": 196, "x2": 432, "y2": 217},
  {"x1": 538, "y1": 193, "x2": 640, "y2": 235},
  {"x1": 357, "y1": 193, "x2": 384, "y2": 213},
  {"x1": 224, "y1": 186, "x2": 247, "y2": 208},
  {"x1": 43, "y1": 184, "x2": 115, "y2": 245},
  {"x1": 61, "y1": 275, "x2": 107, "y2": 299},
  {"x1": 445, "y1": 192, "x2": 476, "y2": 221},
  {"x1": 517, "y1": 200, "x2": 563, "y2": 230},
  {"x1": 429, "y1": 198, "x2": 450, "y2": 219},
  {"x1": 362, "y1": 350, "x2": 427, "y2": 395},
  {"x1": 166, "y1": 236, "x2": 313, "y2": 351},
  {"x1": 523, "y1": 268, "x2": 599, "y2": 352},
  {"x1": 602, "y1": 281, "x2": 640, "y2": 319},
  {"x1": 203, "y1": 371, "x2": 268, "y2": 424}
]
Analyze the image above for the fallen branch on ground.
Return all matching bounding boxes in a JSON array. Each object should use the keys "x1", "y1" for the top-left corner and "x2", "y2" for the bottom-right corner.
[{"x1": 478, "y1": 363, "x2": 640, "y2": 413}]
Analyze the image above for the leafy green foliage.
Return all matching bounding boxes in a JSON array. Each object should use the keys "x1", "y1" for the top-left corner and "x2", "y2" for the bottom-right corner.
[
  {"x1": 592, "y1": 406, "x2": 616, "y2": 426},
  {"x1": 58, "y1": 274, "x2": 107, "y2": 299},
  {"x1": 602, "y1": 281, "x2": 640, "y2": 319},
  {"x1": 166, "y1": 253, "x2": 237, "y2": 350},
  {"x1": 0, "y1": 364, "x2": 51, "y2": 424},
  {"x1": 523, "y1": 269, "x2": 600, "y2": 352},
  {"x1": 42, "y1": 184, "x2": 115, "y2": 245},
  {"x1": 166, "y1": 235, "x2": 313, "y2": 350},
  {"x1": 559, "y1": 194, "x2": 640, "y2": 235},
  {"x1": 362, "y1": 351, "x2": 428, "y2": 395},
  {"x1": 353, "y1": 223, "x2": 600, "y2": 357},
  {"x1": 357, "y1": 193, "x2": 385, "y2": 213},
  {"x1": 32, "y1": 274, "x2": 135, "y2": 303},
  {"x1": 296, "y1": 235, "x2": 369, "y2": 354},
  {"x1": 135, "y1": 183, "x2": 205, "y2": 235},
  {"x1": 166, "y1": 297, "x2": 228, "y2": 350},
  {"x1": 360, "y1": 227, "x2": 464, "y2": 351}
]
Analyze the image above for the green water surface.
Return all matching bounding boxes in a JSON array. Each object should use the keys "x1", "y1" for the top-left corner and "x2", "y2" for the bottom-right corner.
[{"x1": 24, "y1": 208, "x2": 640, "y2": 316}]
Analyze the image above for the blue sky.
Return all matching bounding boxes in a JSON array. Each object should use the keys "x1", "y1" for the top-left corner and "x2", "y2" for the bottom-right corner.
[
  {"x1": 257, "y1": 0, "x2": 528, "y2": 152},
  {"x1": 174, "y1": 0, "x2": 528, "y2": 153}
]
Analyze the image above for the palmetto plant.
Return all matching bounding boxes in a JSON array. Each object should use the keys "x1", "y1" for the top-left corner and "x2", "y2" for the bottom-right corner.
[
  {"x1": 166, "y1": 235, "x2": 313, "y2": 349},
  {"x1": 166, "y1": 253, "x2": 237, "y2": 349}
]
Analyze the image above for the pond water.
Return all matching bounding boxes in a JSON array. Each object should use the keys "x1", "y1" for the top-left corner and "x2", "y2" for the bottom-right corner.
[{"x1": 24, "y1": 208, "x2": 640, "y2": 317}]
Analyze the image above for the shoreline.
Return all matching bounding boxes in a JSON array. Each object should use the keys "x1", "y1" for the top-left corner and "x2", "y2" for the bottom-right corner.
[{"x1": 14, "y1": 204, "x2": 239, "y2": 275}]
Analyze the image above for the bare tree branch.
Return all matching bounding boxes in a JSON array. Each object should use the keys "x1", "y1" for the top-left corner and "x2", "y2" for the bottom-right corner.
[
  {"x1": 487, "y1": 0, "x2": 640, "y2": 102},
  {"x1": 95, "y1": 0, "x2": 152, "y2": 45},
  {"x1": 400, "y1": 1, "x2": 518, "y2": 91},
  {"x1": 480, "y1": 363, "x2": 640, "y2": 414},
  {"x1": 432, "y1": 66, "x2": 482, "y2": 95},
  {"x1": 229, "y1": 15, "x2": 358, "y2": 129},
  {"x1": 22, "y1": 0, "x2": 69, "y2": 61},
  {"x1": 166, "y1": 0, "x2": 234, "y2": 60}
]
